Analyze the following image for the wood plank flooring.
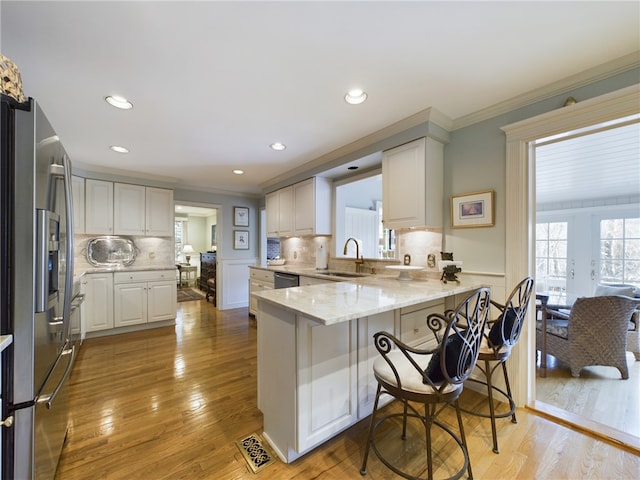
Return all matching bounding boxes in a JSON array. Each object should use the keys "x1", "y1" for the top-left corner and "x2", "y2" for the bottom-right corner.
[
  {"x1": 56, "y1": 300, "x2": 640, "y2": 479},
  {"x1": 535, "y1": 353, "x2": 640, "y2": 444}
]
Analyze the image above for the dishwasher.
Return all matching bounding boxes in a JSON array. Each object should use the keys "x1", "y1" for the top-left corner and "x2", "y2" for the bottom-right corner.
[{"x1": 274, "y1": 272, "x2": 299, "y2": 289}]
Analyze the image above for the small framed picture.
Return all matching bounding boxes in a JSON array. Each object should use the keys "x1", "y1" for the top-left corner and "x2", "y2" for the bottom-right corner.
[
  {"x1": 451, "y1": 190, "x2": 494, "y2": 228},
  {"x1": 234, "y1": 206, "x2": 249, "y2": 227},
  {"x1": 234, "y1": 230, "x2": 249, "y2": 250}
]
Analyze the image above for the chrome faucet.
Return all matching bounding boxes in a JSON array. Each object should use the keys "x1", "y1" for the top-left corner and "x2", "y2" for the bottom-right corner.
[{"x1": 343, "y1": 237, "x2": 364, "y2": 273}]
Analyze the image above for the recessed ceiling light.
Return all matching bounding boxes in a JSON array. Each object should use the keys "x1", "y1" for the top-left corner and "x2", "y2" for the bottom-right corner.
[
  {"x1": 105, "y1": 95, "x2": 133, "y2": 110},
  {"x1": 233, "y1": 169, "x2": 244, "y2": 175},
  {"x1": 345, "y1": 89, "x2": 367, "y2": 105},
  {"x1": 110, "y1": 145, "x2": 129, "y2": 153},
  {"x1": 270, "y1": 142, "x2": 286, "y2": 151}
]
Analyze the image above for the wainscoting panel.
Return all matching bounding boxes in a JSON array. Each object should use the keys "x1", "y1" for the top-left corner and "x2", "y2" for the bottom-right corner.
[{"x1": 219, "y1": 258, "x2": 257, "y2": 310}]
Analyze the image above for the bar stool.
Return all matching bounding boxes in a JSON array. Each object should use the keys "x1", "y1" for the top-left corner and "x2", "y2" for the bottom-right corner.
[
  {"x1": 360, "y1": 288, "x2": 491, "y2": 480},
  {"x1": 460, "y1": 277, "x2": 534, "y2": 454}
]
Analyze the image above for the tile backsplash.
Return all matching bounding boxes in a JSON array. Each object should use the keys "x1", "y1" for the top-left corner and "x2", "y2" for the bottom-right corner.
[
  {"x1": 74, "y1": 234, "x2": 175, "y2": 273},
  {"x1": 280, "y1": 228, "x2": 444, "y2": 279}
]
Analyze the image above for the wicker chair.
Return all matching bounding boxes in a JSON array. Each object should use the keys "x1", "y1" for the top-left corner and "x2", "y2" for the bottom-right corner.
[{"x1": 536, "y1": 295, "x2": 640, "y2": 379}]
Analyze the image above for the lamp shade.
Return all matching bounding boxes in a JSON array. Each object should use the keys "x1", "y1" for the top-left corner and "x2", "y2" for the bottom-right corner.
[{"x1": 182, "y1": 244, "x2": 195, "y2": 254}]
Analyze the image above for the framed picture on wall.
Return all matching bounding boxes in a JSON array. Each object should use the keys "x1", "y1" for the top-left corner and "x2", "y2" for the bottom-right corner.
[
  {"x1": 234, "y1": 206, "x2": 249, "y2": 227},
  {"x1": 451, "y1": 190, "x2": 494, "y2": 228},
  {"x1": 234, "y1": 230, "x2": 249, "y2": 250}
]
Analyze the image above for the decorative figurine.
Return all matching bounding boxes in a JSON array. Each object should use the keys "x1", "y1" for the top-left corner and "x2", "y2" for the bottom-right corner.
[{"x1": 441, "y1": 264, "x2": 461, "y2": 284}]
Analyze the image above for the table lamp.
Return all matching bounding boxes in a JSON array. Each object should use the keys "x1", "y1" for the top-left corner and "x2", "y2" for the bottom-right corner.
[{"x1": 183, "y1": 244, "x2": 195, "y2": 264}]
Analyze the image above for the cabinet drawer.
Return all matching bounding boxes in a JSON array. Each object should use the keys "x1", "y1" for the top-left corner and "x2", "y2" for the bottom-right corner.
[
  {"x1": 114, "y1": 269, "x2": 176, "y2": 284},
  {"x1": 250, "y1": 269, "x2": 274, "y2": 284},
  {"x1": 400, "y1": 300, "x2": 444, "y2": 347}
]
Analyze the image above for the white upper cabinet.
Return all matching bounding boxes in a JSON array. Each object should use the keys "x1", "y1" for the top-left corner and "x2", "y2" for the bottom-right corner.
[
  {"x1": 293, "y1": 177, "x2": 331, "y2": 235},
  {"x1": 85, "y1": 179, "x2": 114, "y2": 234},
  {"x1": 382, "y1": 136, "x2": 444, "y2": 229},
  {"x1": 72, "y1": 175, "x2": 85, "y2": 234},
  {"x1": 114, "y1": 183, "x2": 146, "y2": 235},
  {"x1": 145, "y1": 187, "x2": 174, "y2": 237},
  {"x1": 114, "y1": 183, "x2": 174, "y2": 236},
  {"x1": 266, "y1": 177, "x2": 331, "y2": 237},
  {"x1": 266, "y1": 186, "x2": 293, "y2": 237}
]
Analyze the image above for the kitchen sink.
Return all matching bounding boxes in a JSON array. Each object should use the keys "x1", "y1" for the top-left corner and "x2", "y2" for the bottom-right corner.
[{"x1": 321, "y1": 271, "x2": 368, "y2": 278}]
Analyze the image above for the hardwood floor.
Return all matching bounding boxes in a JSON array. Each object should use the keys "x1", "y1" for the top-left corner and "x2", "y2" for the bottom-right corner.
[
  {"x1": 56, "y1": 300, "x2": 640, "y2": 479},
  {"x1": 535, "y1": 352, "x2": 640, "y2": 449}
]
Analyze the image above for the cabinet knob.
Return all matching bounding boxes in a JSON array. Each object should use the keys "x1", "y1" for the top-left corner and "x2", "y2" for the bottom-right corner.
[{"x1": 1, "y1": 416, "x2": 13, "y2": 428}]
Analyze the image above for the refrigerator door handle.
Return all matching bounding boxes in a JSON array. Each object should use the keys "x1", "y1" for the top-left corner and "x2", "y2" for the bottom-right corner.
[
  {"x1": 36, "y1": 344, "x2": 75, "y2": 410},
  {"x1": 52, "y1": 156, "x2": 75, "y2": 340}
]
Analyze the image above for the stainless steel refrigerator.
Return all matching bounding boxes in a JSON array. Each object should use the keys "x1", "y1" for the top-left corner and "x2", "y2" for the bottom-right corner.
[{"x1": 1, "y1": 94, "x2": 76, "y2": 479}]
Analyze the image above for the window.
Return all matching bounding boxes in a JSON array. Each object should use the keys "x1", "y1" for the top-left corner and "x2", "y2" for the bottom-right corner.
[
  {"x1": 600, "y1": 217, "x2": 640, "y2": 285},
  {"x1": 334, "y1": 172, "x2": 395, "y2": 259},
  {"x1": 175, "y1": 218, "x2": 188, "y2": 261},
  {"x1": 536, "y1": 221, "x2": 568, "y2": 293}
]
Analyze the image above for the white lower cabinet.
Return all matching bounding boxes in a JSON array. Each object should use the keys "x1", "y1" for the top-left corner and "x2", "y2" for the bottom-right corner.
[
  {"x1": 83, "y1": 273, "x2": 114, "y2": 332},
  {"x1": 147, "y1": 281, "x2": 177, "y2": 322},
  {"x1": 114, "y1": 271, "x2": 176, "y2": 327},
  {"x1": 249, "y1": 268, "x2": 274, "y2": 316},
  {"x1": 258, "y1": 299, "x2": 399, "y2": 463},
  {"x1": 296, "y1": 315, "x2": 358, "y2": 452},
  {"x1": 357, "y1": 310, "x2": 396, "y2": 419},
  {"x1": 399, "y1": 299, "x2": 445, "y2": 348},
  {"x1": 114, "y1": 282, "x2": 147, "y2": 327}
]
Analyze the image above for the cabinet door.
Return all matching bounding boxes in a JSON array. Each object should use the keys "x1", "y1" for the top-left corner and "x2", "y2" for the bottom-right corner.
[
  {"x1": 357, "y1": 311, "x2": 395, "y2": 419},
  {"x1": 114, "y1": 282, "x2": 147, "y2": 327},
  {"x1": 297, "y1": 315, "x2": 357, "y2": 452},
  {"x1": 293, "y1": 177, "x2": 331, "y2": 235},
  {"x1": 147, "y1": 281, "x2": 176, "y2": 322},
  {"x1": 85, "y1": 179, "x2": 114, "y2": 234},
  {"x1": 382, "y1": 138, "x2": 427, "y2": 229},
  {"x1": 277, "y1": 186, "x2": 293, "y2": 236},
  {"x1": 72, "y1": 175, "x2": 85, "y2": 234},
  {"x1": 249, "y1": 280, "x2": 273, "y2": 316},
  {"x1": 114, "y1": 183, "x2": 146, "y2": 235},
  {"x1": 84, "y1": 274, "x2": 114, "y2": 332},
  {"x1": 400, "y1": 300, "x2": 444, "y2": 348},
  {"x1": 382, "y1": 137, "x2": 443, "y2": 229},
  {"x1": 265, "y1": 191, "x2": 279, "y2": 237},
  {"x1": 293, "y1": 179, "x2": 314, "y2": 235},
  {"x1": 145, "y1": 187, "x2": 174, "y2": 236}
]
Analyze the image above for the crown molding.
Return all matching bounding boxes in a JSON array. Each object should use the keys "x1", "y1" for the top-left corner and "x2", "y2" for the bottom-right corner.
[
  {"x1": 260, "y1": 107, "x2": 453, "y2": 191},
  {"x1": 453, "y1": 52, "x2": 640, "y2": 130}
]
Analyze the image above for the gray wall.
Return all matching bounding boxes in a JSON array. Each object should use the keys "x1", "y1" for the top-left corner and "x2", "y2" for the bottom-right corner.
[
  {"x1": 173, "y1": 188, "x2": 261, "y2": 261},
  {"x1": 444, "y1": 68, "x2": 640, "y2": 274}
]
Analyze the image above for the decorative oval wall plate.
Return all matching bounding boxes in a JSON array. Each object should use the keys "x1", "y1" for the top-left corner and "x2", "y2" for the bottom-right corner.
[{"x1": 87, "y1": 237, "x2": 137, "y2": 267}]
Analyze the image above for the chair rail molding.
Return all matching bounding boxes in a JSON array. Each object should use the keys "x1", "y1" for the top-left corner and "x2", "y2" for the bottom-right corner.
[{"x1": 501, "y1": 83, "x2": 640, "y2": 407}]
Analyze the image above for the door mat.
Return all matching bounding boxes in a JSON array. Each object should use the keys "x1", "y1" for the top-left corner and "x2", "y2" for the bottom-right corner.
[
  {"x1": 177, "y1": 288, "x2": 205, "y2": 302},
  {"x1": 235, "y1": 433, "x2": 277, "y2": 474}
]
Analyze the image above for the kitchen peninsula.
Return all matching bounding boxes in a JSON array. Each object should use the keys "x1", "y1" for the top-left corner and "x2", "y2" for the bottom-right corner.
[{"x1": 253, "y1": 276, "x2": 482, "y2": 463}]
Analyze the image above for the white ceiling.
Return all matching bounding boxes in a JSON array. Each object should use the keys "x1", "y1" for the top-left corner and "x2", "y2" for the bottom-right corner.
[
  {"x1": 1, "y1": 1, "x2": 639, "y2": 195},
  {"x1": 536, "y1": 120, "x2": 640, "y2": 205}
]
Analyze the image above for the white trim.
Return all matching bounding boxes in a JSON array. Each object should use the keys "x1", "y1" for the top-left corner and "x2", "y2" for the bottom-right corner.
[
  {"x1": 501, "y1": 83, "x2": 640, "y2": 407},
  {"x1": 219, "y1": 258, "x2": 256, "y2": 310}
]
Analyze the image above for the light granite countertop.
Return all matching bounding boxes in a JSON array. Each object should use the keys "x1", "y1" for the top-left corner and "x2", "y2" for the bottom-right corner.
[
  {"x1": 76, "y1": 265, "x2": 177, "y2": 276},
  {"x1": 252, "y1": 275, "x2": 482, "y2": 325},
  {"x1": 250, "y1": 263, "x2": 400, "y2": 281}
]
